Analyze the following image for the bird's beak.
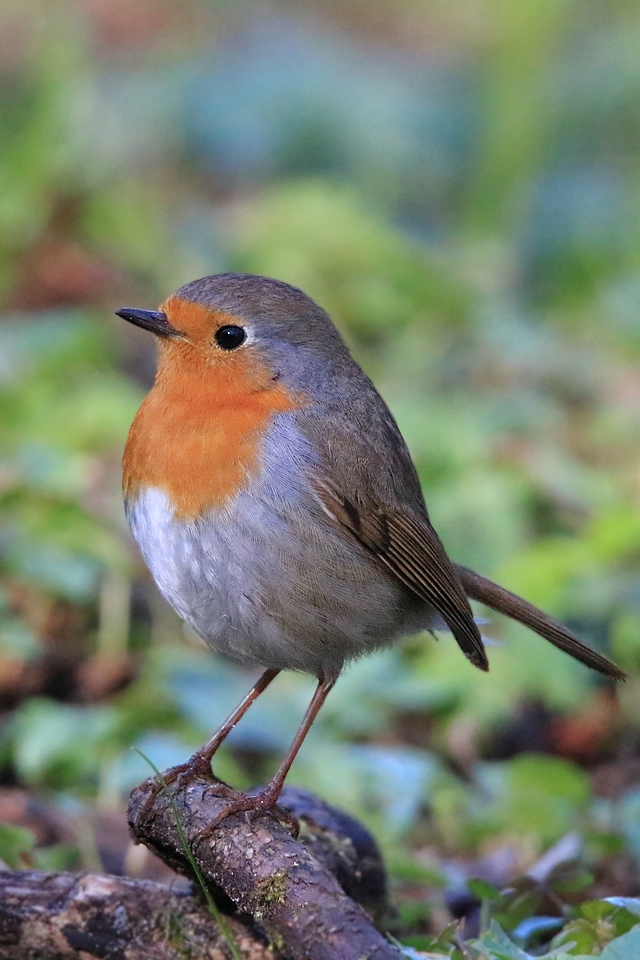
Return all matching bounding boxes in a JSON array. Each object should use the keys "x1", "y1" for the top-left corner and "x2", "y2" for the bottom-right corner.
[{"x1": 115, "y1": 308, "x2": 180, "y2": 338}]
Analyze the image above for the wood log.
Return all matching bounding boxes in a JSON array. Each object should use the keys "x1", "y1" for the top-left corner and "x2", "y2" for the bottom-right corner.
[
  {"x1": 127, "y1": 770, "x2": 403, "y2": 960},
  {"x1": 0, "y1": 775, "x2": 400, "y2": 959},
  {"x1": 0, "y1": 869, "x2": 268, "y2": 960}
]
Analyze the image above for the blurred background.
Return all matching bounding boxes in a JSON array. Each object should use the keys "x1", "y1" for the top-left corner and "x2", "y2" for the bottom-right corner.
[{"x1": 1, "y1": 0, "x2": 640, "y2": 950}]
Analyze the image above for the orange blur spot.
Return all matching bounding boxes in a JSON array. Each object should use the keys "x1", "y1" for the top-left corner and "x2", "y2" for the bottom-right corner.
[{"x1": 123, "y1": 299, "x2": 303, "y2": 519}]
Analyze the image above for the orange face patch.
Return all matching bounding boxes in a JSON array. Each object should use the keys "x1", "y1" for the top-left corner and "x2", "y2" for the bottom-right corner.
[
  {"x1": 160, "y1": 294, "x2": 226, "y2": 342},
  {"x1": 123, "y1": 298, "x2": 303, "y2": 519}
]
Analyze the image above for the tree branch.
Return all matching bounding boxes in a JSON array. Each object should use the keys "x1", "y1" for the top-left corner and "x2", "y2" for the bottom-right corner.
[
  {"x1": 0, "y1": 774, "x2": 401, "y2": 959},
  {"x1": 127, "y1": 770, "x2": 404, "y2": 960},
  {"x1": 0, "y1": 869, "x2": 268, "y2": 960}
]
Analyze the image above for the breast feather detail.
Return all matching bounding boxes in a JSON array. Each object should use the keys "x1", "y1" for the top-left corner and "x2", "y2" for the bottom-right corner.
[{"x1": 123, "y1": 353, "x2": 301, "y2": 520}]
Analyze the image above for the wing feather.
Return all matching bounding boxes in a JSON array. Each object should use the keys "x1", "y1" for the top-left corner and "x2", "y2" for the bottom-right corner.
[{"x1": 314, "y1": 480, "x2": 489, "y2": 671}]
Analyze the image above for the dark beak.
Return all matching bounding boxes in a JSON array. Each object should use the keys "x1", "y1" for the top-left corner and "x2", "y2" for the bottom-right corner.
[{"x1": 115, "y1": 308, "x2": 179, "y2": 338}]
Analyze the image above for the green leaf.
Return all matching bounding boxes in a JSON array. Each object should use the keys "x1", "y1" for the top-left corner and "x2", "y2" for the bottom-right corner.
[
  {"x1": 468, "y1": 878, "x2": 502, "y2": 901},
  {"x1": 494, "y1": 755, "x2": 590, "y2": 843},
  {"x1": 605, "y1": 899, "x2": 640, "y2": 919},
  {"x1": 472, "y1": 920, "x2": 534, "y2": 959},
  {"x1": 598, "y1": 926, "x2": 640, "y2": 960},
  {"x1": 474, "y1": 919, "x2": 577, "y2": 960},
  {"x1": 0, "y1": 823, "x2": 36, "y2": 869},
  {"x1": 7, "y1": 698, "x2": 121, "y2": 789},
  {"x1": 33, "y1": 843, "x2": 80, "y2": 872}
]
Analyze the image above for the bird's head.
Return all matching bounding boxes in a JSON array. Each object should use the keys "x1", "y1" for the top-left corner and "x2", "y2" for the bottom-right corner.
[{"x1": 117, "y1": 273, "x2": 348, "y2": 394}]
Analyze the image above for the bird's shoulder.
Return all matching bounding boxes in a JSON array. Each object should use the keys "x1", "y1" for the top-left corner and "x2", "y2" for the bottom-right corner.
[{"x1": 291, "y1": 365, "x2": 427, "y2": 517}]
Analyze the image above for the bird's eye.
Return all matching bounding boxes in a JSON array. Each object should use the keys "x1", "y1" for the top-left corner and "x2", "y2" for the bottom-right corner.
[{"x1": 214, "y1": 325, "x2": 247, "y2": 350}]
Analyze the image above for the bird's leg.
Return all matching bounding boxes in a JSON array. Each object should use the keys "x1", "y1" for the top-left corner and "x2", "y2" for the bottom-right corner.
[
  {"x1": 201, "y1": 672, "x2": 338, "y2": 830},
  {"x1": 248, "y1": 673, "x2": 337, "y2": 809},
  {"x1": 139, "y1": 667, "x2": 280, "y2": 817},
  {"x1": 187, "y1": 667, "x2": 281, "y2": 777}
]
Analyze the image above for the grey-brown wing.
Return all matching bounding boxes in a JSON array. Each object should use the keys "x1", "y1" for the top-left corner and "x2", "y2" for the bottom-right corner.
[{"x1": 314, "y1": 480, "x2": 489, "y2": 672}]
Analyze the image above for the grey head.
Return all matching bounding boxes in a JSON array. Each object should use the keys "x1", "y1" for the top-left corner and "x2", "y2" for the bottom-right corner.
[
  {"x1": 173, "y1": 273, "x2": 363, "y2": 396},
  {"x1": 176, "y1": 273, "x2": 423, "y2": 495}
]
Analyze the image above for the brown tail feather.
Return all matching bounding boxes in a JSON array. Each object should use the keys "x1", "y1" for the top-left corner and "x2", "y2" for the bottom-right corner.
[{"x1": 455, "y1": 565, "x2": 627, "y2": 681}]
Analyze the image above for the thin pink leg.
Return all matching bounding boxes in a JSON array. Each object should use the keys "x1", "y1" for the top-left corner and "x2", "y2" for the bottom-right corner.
[
  {"x1": 247, "y1": 673, "x2": 337, "y2": 809},
  {"x1": 191, "y1": 668, "x2": 280, "y2": 772},
  {"x1": 140, "y1": 668, "x2": 281, "y2": 819},
  {"x1": 183, "y1": 673, "x2": 338, "y2": 835}
]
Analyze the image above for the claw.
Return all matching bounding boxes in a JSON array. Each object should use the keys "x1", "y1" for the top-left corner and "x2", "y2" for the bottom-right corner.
[{"x1": 200, "y1": 789, "x2": 300, "y2": 837}]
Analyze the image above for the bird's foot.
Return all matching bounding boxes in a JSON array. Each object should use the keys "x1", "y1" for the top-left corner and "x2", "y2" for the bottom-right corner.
[
  {"x1": 137, "y1": 753, "x2": 299, "y2": 842},
  {"x1": 195, "y1": 785, "x2": 300, "y2": 839},
  {"x1": 137, "y1": 751, "x2": 220, "y2": 823}
]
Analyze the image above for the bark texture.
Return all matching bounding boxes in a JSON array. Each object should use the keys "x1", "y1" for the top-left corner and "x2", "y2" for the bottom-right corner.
[
  {"x1": 0, "y1": 869, "x2": 268, "y2": 960},
  {"x1": 127, "y1": 771, "x2": 403, "y2": 960},
  {"x1": 0, "y1": 775, "x2": 400, "y2": 959}
]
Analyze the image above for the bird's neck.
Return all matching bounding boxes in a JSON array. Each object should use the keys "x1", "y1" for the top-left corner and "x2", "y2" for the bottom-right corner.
[{"x1": 123, "y1": 356, "x2": 300, "y2": 519}]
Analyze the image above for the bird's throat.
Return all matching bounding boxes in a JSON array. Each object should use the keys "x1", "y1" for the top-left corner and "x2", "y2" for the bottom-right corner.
[{"x1": 123, "y1": 354, "x2": 301, "y2": 519}]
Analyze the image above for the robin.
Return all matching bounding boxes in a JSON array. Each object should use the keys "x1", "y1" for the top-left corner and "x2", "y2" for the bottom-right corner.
[{"x1": 117, "y1": 273, "x2": 625, "y2": 817}]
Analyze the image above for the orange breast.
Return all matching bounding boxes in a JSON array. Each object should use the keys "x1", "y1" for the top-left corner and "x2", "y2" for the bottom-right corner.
[{"x1": 123, "y1": 343, "x2": 302, "y2": 519}]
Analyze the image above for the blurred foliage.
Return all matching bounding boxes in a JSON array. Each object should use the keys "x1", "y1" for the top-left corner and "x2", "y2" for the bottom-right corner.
[{"x1": 1, "y1": 0, "x2": 640, "y2": 953}]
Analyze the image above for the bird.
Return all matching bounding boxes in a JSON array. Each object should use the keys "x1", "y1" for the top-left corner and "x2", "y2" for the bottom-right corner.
[{"x1": 117, "y1": 273, "x2": 626, "y2": 817}]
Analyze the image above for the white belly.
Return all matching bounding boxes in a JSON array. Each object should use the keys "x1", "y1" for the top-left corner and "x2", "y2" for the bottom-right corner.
[{"x1": 125, "y1": 422, "x2": 432, "y2": 678}]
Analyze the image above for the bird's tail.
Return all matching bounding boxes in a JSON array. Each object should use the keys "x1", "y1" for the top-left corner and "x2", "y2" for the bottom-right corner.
[{"x1": 455, "y1": 564, "x2": 627, "y2": 681}]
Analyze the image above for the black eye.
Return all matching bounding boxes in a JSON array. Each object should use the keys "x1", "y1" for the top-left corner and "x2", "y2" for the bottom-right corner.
[{"x1": 215, "y1": 325, "x2": 246, "y2": 350}]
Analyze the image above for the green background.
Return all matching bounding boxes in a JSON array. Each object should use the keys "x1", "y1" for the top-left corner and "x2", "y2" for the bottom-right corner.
[{"x1": 1, "y1": 1, "x2": 640, "y2": 954}]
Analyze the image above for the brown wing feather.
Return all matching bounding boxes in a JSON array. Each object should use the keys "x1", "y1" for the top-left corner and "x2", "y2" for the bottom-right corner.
[
  {"x1": 314, "y1": 481, "x2": 489, "y2": 671},
  {"x1": 455, "y1": 565, "x2": 626, "y2": 681}
]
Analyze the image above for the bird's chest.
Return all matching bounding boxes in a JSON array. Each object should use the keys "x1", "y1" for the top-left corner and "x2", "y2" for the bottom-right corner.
[
  {"x1": 122, "y1": 366, "x2": 301, "y2": 519},
  {"x1": 125, "y1": 486, "x2": 267, "y2": 637},
  {"x1": 123, "y1": 418, "x2": 328, "y2": 663},
  {"x1": 124, "y1": 417, "x2": 422, "y2": 675}
]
